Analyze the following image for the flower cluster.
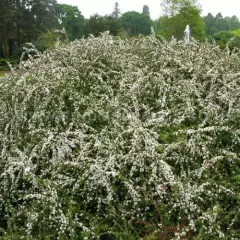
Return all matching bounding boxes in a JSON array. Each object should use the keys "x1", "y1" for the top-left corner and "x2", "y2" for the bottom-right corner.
[{"x1": 0, "y1": 33, "x2": 239, "y2": 239}]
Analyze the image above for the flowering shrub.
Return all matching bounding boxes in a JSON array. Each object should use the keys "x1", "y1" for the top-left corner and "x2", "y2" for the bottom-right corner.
[{"x1": 0, "y1": 33, "x2": 240, "y2": 239}]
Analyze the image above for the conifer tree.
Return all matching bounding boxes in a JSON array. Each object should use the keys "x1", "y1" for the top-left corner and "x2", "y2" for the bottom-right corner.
[
  {"x1": 112, "y1": 2, "x2": 121, "y2": 19},
  {"x1": 142, "y1": 5, "x2": 150, "y2": 16}
]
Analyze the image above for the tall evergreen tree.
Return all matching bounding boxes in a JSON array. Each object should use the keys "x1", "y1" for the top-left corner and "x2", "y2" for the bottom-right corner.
[
  {"x1": 227, "y1": 15, "x2": 240, "y2": 31},
  {"x1": 203, "y1": 13, "x2": 215, "y2": 35},
  {"x1": 142, "y1": 5, "x2": 150, "y2": 16},
  {"x1": 216, "y1": 12, "x2": 223, "y2": 19},
  {"x1": 203, "y1": 13, "x2": 240, "y2": 36},
  {"x1": 214, "y1": 15, "x2": 229, "y2": 33},
  {"x1": 112, "y1": 2, "x2": 121, "y2": 19}
]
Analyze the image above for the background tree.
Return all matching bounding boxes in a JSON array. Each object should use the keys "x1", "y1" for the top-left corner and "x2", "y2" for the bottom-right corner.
[
  {"x1": 203, "y1": 13, "x2": 240, "y2": 36},
  {"x1": 227, "y1": 15, "x2": 240, "y2": 30},
  {"x1": 153, "y1": 18, "x2": 161, "y2": 34},
  {"x1": 211, "y1": 31, "x2": 235, "y2": 49},
  {"x1": 159, "y1": 5, "x2": 205, "y2": 40},
  {"x1": 120, "y1": 11, "x2": 152, "y2": 36},
  {"x1": 210, "y1": 29, "x2": 240, "y2": 50},
  {"x1": 160, "y1": 0, "x2": 199, "y2": 16},
  {"x1": 57, "y1": 4, "x2": 85, "y2": 41},
  {"x1": 203, "y1": 13, "x2": 215, "y2": 35},
  {"x1": 85, "y1": 14, "x2": 120, "y2": 37},
  {"x1": 27, "y1": 0, "x2": 59, "y2": 37},
  {"x1": 33, "y1": 30, "x2": 67, "y2": 52},
  {"x1": 0, "y1": 0, "x2": 16, "y2": 57},
  {"x1": 0, "y1": 0, "x2": 59, "y2": 57},
  {"x1": 112, "y1": 2, "x2": 121, "y2": 19},
  {"x1": 231, "y1": 28, "x2": 240, "y2": 36},
  {"x1": 214, "y1": 13, "x2": 229, "y2": 33},
  {"x1": 142, "y1": 5, "x2": 150, "y2": 16}
]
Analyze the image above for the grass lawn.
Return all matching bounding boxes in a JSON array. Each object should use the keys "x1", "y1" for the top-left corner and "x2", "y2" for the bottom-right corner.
[{"x1": 0, "y1": 71, "x2": 10, "y2": 77}]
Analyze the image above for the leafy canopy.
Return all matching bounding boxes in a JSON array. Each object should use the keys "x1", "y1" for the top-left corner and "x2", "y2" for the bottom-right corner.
[
  {"x1": 56, "y1": 4, "x2": 85, "y2": 41},
  {"x1": 120, "y1": 11, "x2": 152, "y2": 36},
  {"x1": 159, "y1": 5, "x2": 205, "y2": 40}
]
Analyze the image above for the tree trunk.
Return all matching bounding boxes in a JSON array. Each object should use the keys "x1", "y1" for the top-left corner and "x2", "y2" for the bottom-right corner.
[
  {"x1": 3, "y1": 22, "x2": 8, "y2": 57},
  {"x1": 0, "y1": 41, "x2": 3, "y2": 57},
  {"x1": 9, "y1": 39, "x2": 13, "y2": 56},
  {"x1": 16, "y1": 0, "x2": 21, "y2": 47}
]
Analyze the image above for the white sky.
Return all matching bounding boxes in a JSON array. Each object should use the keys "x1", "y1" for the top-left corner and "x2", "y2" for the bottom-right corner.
[{"x1": 57, "y1": 0, "x2": 240, "y2": 20}]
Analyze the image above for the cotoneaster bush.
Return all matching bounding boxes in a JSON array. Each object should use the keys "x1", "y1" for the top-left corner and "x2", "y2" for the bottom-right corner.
[{"x1": 0, "y1": 33, "x2": 240, "y2": 239}]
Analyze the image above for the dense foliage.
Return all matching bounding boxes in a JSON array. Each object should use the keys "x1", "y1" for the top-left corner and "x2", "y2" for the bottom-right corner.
[
  {"x1": 209, "y1": 30, "x2": 240, "y2": 50},
  {"x1": 2, "y1": 0, "x2": 240, "y2": 61},
  {"x1": 0, "y1": 0, "x2": 59, "y2": 57},
  {"x1": 156, "y1": 0, "x2": 205, "y2": 41},
  {"x1": 159, "y1": 6, "x2": 205, "y2": 41},
  {"x1": 56, "y1": 4, "x2": 85, "y2": 41},
  {"x1": 160, "y1": 0, "x2": 199, "y2": 16},
  {"x1": 203, "y1": 13, "x2": 240, "y2": 36},
  {"x1": 120, "y1": 11, "x2": 152, "y2": 36},
  {"x1": 0, "y1": 33, "x2": 240, "y2": 239},
  {"x1": 84, "y1": 14, "x2": 121, "y2": 37}
]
